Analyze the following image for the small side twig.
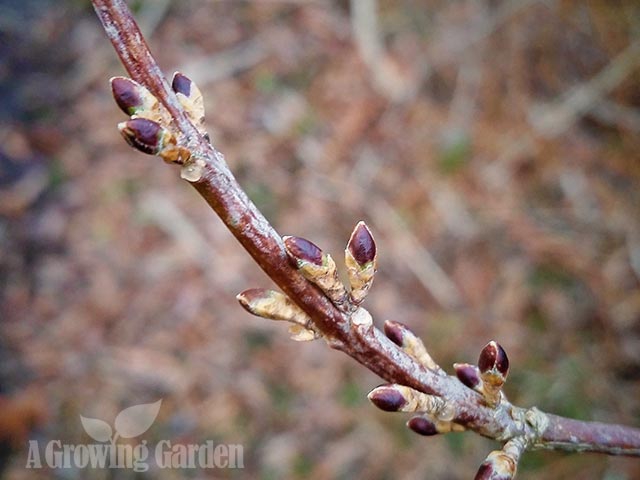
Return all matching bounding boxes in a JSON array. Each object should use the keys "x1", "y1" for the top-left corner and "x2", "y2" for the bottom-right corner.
[{"x1": 92, "y1": 1, "x2": 640, "y2": 478}]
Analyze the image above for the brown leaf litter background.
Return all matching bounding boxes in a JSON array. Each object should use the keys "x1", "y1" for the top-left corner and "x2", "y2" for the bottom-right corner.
[{"x1": 1, "y1": 1, "x2": 639, "y2": 478}]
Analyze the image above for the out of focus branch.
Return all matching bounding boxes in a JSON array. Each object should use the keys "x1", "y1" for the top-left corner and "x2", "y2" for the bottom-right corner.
[{"x1": 528, "y1": 39, "x2": 640, "y2": 137}]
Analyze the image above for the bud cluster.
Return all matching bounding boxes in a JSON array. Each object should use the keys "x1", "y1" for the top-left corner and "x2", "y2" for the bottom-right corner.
[
  {"x1": 236, "y1": 221, "x2": 379, "y2": 341},
  {"x1": 234, "y1": 220, "x2": 536, "y2": 478},
  {"x1": 110, "y1": 72, "x2": 208, "y2": 168},
  {"x1": 367, "y1": 324, "x2": 523, "y2": 471},
  {"x1": 282, "y1": 221, "x2": 378, "y2": 315}
]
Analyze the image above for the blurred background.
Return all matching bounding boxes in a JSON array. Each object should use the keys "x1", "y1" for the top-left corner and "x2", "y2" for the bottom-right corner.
[{"x1": 1, "y1": 0, "x2": 639, "y2": 478}]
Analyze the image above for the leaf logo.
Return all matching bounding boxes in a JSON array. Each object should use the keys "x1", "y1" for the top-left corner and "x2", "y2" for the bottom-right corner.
[
  {"x1": 114, "y1": 400, "x2": 162, "y2": 438},
  {"x1": 80, "y1": 400, "x2": 162, "y2": 443},
  {"x1": 80, "y1": 416, "x2": 113, "y2": 442}
]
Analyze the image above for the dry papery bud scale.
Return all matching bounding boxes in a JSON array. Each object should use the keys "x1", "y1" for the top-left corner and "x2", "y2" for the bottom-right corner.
[
  {"x1": 236, "y1": 288, "x2": 319, "y2": 342},
  {"x1": 172, "y1": 72, "x2": 208, "y2": 141},
  {"x1": 92, "y1": 3, "x2": 640, "y2": 477}
]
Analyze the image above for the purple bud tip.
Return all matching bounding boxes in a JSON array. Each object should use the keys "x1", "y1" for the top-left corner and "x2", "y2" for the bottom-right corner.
[
  {"x1": 118, "y1": 118, "x2": 163, "y2": 155},
  {"x1": 454, "y1": 363, "x2": 481, "y2": 389},
  {"x1": 478, "y1": 341, "x2": 509, "y2": 377},
  {"x1": 111, "y1": 77, "x2": 143, "y2": 115},
  {"x1": 367, "y1": 385, "x2": 406, "y2": 412},
  {"x1": 348, "y1": 221, "x2": 376, "y2": 266},
  {"x1": 172, "y1": 72, "x2": 192, "y2": 97},
  {"x1": 474, "y1": 463, "x2": 494, "y2": 480},
  {"x1": 407, "y1": 417, "x2": 438, "y2": 436},
  {"x1": 384, "y1": 320, "x2": 406, "y2": 347},
  {"x1": 283, "y1": 236, "x2": 323, "y2": 266},
  {"x1": 237, "y1": 288, "x2": 268, "y2": 306}
]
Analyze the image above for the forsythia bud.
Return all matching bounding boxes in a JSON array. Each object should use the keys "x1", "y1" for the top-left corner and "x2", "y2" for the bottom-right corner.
[
  {"x1": 368, "y1": 384, "x2": 453, "y2": 419},
  {"x1": 407, "y1": 416, "x2": 439, "y2": 436},
  {"x1": 367, "y1": 384, "x2": 407, "y2": 412},
  {"x1": 118, "y1": 118, "x2": 172, "y2": 155},
  {"x1": 283, "y1": 235, "x2": 348, "y2": 307},
  {"x1": 171, "y1": 72, "x2": 193, "y2": 97},
  {"x1": 383, "y1": 320, "x2": 405, "y2": 347},
  {"x1": 345, "y1": 221, "x2": 377, "y2": 306},
  {"x1": 474, "y1": 450, "x2": 517, "y2": 480},
  {"x1": 454, "y1": 363, "x2": 482, "y2": 390},
  {"x1": 382, "y1": 320, "x2": 441, "y2": 371},
  {"x1": 477, "y1": 341, "x2": 509, "y2": 407},
  {"x1": 111, "y1": 76, "x2": 146, "y2": 115},
  {"x1": 171, "y1": 72, "x2": 207, "y2": 138},
  {"x1": 283, "y1": 236, "x2": 323, "y2": 267},
  {"x1": 478, "y1": 341, "x2": 509, "y2": 381},
  {"x1": 110, "y1": 77, "x2": 170, "y2": 125},
  {"x1": 347, "y1": 221, "x2": 376, "y2": 266}
]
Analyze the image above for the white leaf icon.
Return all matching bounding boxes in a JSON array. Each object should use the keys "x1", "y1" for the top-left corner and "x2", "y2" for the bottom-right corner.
[
  {"x1": 114, "y1": 400, "x2": 162, "y2": 438},
  {"x1": 80, "y1": 416, "x2": 113, "y2": 442}
]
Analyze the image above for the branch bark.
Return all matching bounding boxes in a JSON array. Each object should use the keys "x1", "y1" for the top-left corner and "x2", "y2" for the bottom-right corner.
[{"x1": 91, "y1": 0, "x2": 640, "y2": 470}]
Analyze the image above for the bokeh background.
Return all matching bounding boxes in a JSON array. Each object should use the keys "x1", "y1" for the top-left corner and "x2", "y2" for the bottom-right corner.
[{"x1": 1, "y1": 0, "x2": 640, "y2": 478}]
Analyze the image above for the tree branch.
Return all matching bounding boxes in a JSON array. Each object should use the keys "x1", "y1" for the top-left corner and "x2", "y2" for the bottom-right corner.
[{"x1": 92, "y1": 0, "x2": 640, "y2": 476}]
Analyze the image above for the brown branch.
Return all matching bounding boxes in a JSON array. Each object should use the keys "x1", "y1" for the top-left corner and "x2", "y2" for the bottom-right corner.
[
  {"x1": 541, "y1": 415, "x2": 640, "y2": 456},
  {"x1": 91, "y1": 0, "x2": 640, "y2": 474}
]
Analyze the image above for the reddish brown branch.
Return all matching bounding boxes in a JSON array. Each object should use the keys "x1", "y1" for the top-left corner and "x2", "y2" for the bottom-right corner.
[
  {"x1": 93, "y1": 0, "x2": 348, "y2": 345},
  {"x1": 91, "y1": 0, "x2": 640, "y2": 467},
  {"x1": 541, "y1": 415, "x2": 640, "y2": 456}
]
